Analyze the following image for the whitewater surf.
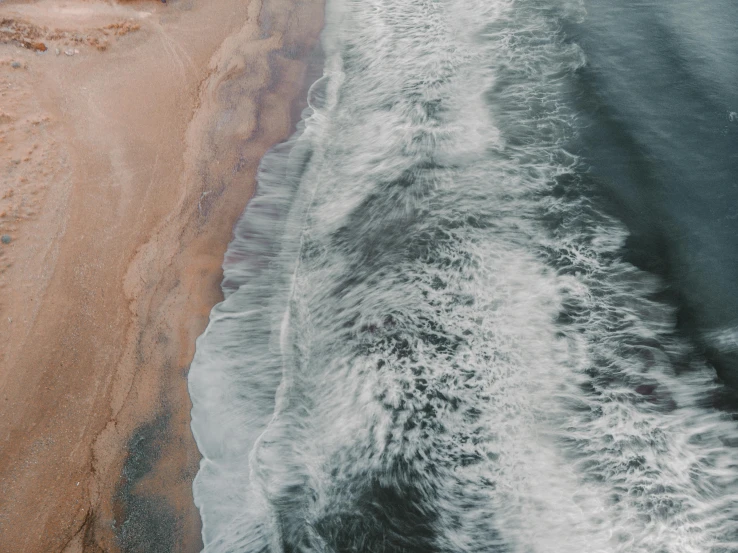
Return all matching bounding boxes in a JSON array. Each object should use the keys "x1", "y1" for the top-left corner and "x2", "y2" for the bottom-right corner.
[{"x1": 189, "y1": 0, "x2": 738, "y2": 551}]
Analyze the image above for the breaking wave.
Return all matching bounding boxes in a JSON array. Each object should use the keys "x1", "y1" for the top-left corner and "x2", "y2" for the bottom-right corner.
[{"x1": 189, "y1": 0, "x2": 738, "y2": 551}]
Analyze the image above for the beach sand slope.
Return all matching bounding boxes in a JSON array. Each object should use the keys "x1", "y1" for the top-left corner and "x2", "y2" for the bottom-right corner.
[{"x1": 0, "y1": 0, "x2": 323, "y2": 550}]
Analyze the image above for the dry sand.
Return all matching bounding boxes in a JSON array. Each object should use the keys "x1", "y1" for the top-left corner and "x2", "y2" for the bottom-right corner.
[{"x1": 0, "y1": 0, "x2": 323, "y2": 550}]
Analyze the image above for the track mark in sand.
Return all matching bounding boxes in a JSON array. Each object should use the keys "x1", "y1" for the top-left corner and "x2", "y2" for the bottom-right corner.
[{"x1": 152, "y1": 22, "x2": 197, "y2": 82}]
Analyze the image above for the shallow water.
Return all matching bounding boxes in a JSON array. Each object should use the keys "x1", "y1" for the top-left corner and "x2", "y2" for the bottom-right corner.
[{"x1": 189, "y1": 0, "x2": 738, "y2": 551}]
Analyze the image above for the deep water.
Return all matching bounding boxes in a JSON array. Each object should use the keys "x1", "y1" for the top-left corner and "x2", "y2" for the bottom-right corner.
[
  {"x1": 189, "y1": 0, "x2": 738, "y2": 551},
  {"x1": 567, "y1": 0, "x2": 738, "y2": 389}
]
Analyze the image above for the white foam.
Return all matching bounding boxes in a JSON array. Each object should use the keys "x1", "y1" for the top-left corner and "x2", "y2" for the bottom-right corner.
[{"x1": 189, "y1": 0, "x2": 738, "y2": 550}]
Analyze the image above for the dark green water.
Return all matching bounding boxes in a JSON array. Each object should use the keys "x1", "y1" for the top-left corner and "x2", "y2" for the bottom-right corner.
[{"x1": 570, "y1": 0, "x2": 738, "y2": 389}]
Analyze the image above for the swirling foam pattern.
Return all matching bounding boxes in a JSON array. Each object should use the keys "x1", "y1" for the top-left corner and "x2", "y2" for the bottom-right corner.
[{"x1": 189, "y1": 0, "x2": 738, "y2": 551}]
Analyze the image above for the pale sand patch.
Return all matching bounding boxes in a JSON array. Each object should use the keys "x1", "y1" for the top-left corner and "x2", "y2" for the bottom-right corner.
[{"x1": 0, "y1": 0, "x2": 323, "y2": 550}]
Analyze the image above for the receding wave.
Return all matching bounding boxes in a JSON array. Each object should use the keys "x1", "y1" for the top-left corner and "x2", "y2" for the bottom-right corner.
[{"x1": 189, "y1": 0, "x2": 738, "y2": 551}]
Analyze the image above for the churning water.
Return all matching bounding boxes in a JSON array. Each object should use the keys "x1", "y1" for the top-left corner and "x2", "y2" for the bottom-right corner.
[{"x1": 189, "y1": 0, "x2": 738, "y2": 551}]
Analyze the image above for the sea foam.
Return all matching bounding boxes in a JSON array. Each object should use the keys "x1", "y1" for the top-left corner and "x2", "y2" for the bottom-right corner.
[{"x1": 189, "y1": 0, "x2": 738, "y2": 550}]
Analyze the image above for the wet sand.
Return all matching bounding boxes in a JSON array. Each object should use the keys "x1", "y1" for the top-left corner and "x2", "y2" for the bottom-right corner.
[{"x1": 0, "y1": 0, "x2": 323, "y2": 550}]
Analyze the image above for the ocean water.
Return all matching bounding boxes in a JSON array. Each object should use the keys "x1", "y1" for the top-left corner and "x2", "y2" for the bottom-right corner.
[
  {"x1": 567, "y1": 0, "x2": 738, "y2": 388},
  {"x1": 188, "y1": 0, "x2": 738, "y2": 551}
]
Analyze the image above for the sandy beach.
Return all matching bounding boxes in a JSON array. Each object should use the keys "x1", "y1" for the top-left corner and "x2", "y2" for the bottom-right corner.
[{"x1": 0, "y1": 0, "x2": 323, "y2": 550}]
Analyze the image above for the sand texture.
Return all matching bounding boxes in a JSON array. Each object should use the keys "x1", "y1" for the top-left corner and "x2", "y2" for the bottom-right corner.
[{"x1": 0, "y1": 0, "x2": 323, "y2": 550}]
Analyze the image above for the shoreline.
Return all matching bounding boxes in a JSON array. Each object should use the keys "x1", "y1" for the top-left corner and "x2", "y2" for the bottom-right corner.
[{"x1": 0, "y1": 0, "x2": 324, "y2": 550}]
